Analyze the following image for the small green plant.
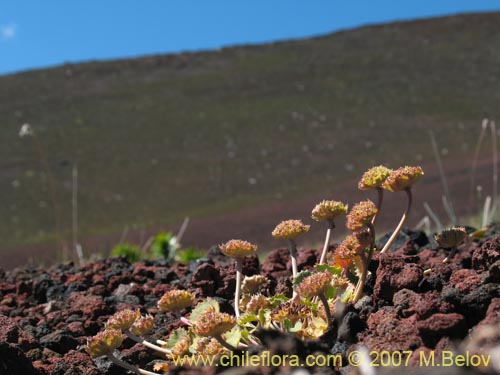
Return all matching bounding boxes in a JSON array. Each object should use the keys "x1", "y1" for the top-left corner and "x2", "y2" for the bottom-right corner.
[
  {"x1": 111, "y1": 243, "x2": 142, "y2": 264},
  {"x1": 175, "y1": 247, "x2": 204, "y2": 264},
  {"x1": 150, "y1": 231, "x2": 175, "y2": 259}
]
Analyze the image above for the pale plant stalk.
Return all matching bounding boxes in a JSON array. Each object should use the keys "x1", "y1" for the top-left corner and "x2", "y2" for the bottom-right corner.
[
  {"x1": 106, "y1": 353, "x2": 157, "y2": 375},
  {"x1": 380, "y1": 188, "x2": 412, "y2": 254},
  {"x1": 124, "y1": 330, "x2": 171, "y2": 355},
  {"x1": 234, "y1": 259, "x2": 243, "y2": 319},
  {"x1": 319, "y1": 221, "x2": 334, "y2": 265},
  {"x1": 351, "y1": 223, "x2": 376, "y2": 303},
  {"x1": 288, "y1": 240, "x2": 298, "y2": 298}
]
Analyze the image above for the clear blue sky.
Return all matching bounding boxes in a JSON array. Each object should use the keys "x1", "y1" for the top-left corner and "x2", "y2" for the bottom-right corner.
[{"x1": 1, "y1": 1, "x2": 499, "y2": 76}]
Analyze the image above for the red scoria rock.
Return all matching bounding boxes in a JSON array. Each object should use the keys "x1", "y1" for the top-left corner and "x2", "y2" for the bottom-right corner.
[
  {"x1": 373, "y1": 253, "x2": 423, "y2": 304},
  {"x1": 0, "y1": 314, "x2": 37, "y2": 350},
  {"x1": 417, "y1": 313, "x2": 467, "y2": 346},
  {"x1": 361, "y1": 307, "x2": 423, "y2": 351},
  {"x1": 449, "y1": 268, "x2": 482, "y2": 293},
  {"x1": 473, "y1": 236, "x2": 500, "y2": 271}
]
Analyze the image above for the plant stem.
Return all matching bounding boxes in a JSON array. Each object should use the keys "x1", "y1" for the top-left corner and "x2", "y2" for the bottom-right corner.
[
  {"x1": 124, "y1": 330, "x2": 171, "y2": 355},
  {"x1": 371, "y1": 187, "x2": 384, "y2": 226},
  {"x1": 352, "y1": 223, "x2": 377, "y2": 303},
  {"x1": 442, "y1": 247, "x2": 457, "y2": 263},
  {"x1": 106, "y1": 353, "x2": 157, "y2": 375},
  {"x1": 319, "y1": 221, "x2": 334, "y2": 265},
  {"x1": 380, "y1": 188, "x2": 412, "y2": 254},
  {"x1": 318, "y1": 294, "x2": 332, "y2": 326},
  {"x1": 234, "y1": 259, "x2": 243, "y2": 319},
  {"x1": 288, "y1": 240, "x2": 299, "y2": 298},
  {"x1": 288, "y1": 240, "x2": 298, "y2": 278},
  {"x1": 351, "y1": 252, "x2": 367, "y2": 303}
]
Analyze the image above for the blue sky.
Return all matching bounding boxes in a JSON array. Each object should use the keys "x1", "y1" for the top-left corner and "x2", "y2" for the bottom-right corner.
[{"x1": 1, "y1": 1, "x2": 500, "y2": 76}]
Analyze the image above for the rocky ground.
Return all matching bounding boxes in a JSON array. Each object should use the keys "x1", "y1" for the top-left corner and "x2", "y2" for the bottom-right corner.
[{"x1": 0, "y1": 225, "x2": 499, "y2": 375}]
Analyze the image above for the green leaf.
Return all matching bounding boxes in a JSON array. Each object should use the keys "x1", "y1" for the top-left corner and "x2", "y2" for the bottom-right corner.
[
  {"x1": 166, "y1": 328, "x2": 188, "y2": 349},
  {"x1": 239, "y1": 313, "x2": 259, "y2": 325},
  {"x1": 289, "y1": 321, "x2": 303, "y2": 333},
  {"x1": 224, "y1": 325, "x2": 241, "y2": 348},
  {"x1": 293, "y1": 270, "x2": 312, "y2": 287},
  {"x1": 189, "y1": 299, "x2": 219, "y2": 322},
  {"x1": 315, "y1": 264, "x2": 342, "y2": 275},
  {"x1": 269, "y1": 294, "x2": 289, "y2": 307},
  {"x1": 341, "y1": 284, "x2": 355, "y2": 303},
  {"x1": 324, "y1": 285, "x2": 337, "y2": 299}
]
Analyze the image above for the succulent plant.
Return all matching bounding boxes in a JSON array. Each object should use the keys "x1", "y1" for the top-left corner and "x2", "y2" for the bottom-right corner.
[
  {"x1": 380, "y1": 166, "x2": 424, "y2": 254},
  {"x1": 220, "y1": 239, "x2": 257, "y2": 319},
  {"x1": 311, "y1": 200, "x2": 348, "y2": 264}
]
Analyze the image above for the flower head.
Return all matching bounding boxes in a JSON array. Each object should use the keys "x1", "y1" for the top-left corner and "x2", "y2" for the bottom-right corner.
[
  {"x1": 245, "y1": 294, "x2": 270, "y2": 314},
  {"x1": 105, "y1": 309, "x2": 140, "y2": 331},
  {"x1": 192, "y1": 307, "x2": 236, "y2": 337},
  {"x1": 331, "y1": 275, "x2": 350, "y2": 289},
  {"x1": 358, "y1": 166, "x2": 393, "y2": 190},
  {"x1": 434, "y1": 226, "x2": 467, "y2": 249},
  {"x1": 272, "y1": 219, "x2": 310, "y2": 240},
  {"x1": 196, "y1": 337, "x2": 225, "y2": 356},
  {"x1": 295, "y1": 272, "x2": 332, "y2": 298},
  {"x1": 86, "y1": 329, "x2": 123, "y2": 358},
  {"x1": 271, "y1": 300, "x2": 312, "y2": 324},
  {"x1": 331, "y1": 234, "x2": 363, "y2": 268},
  {"x1": 219, "y1": 239, "x2": 257, "y2": 258},
  {"x1": 241, "y1": 275, "x2": 269, "y2": 295},
  {"x1": 311, "y1": 200, "x2": 348, "y2": 222},
  {"x1": 130, "y1": 315, "x2": 154, "y2": 336},
  {"x1": 346, "y1": 200, "x2": 378, "y2": 231},
  {"x1": 171, "y1": 335, "x2": 191, "y2": 358},
  {"x1": 158, "y1": 290, "x2": 195, "y2": 312},
  {"x1": 382, "y1": 166, "x2": 424, "y2": 192}
]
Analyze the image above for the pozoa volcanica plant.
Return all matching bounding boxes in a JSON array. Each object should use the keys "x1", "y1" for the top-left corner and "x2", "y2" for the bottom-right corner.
[{"x1": 87, "y1": 165, "x2": 445, "y2": 373}]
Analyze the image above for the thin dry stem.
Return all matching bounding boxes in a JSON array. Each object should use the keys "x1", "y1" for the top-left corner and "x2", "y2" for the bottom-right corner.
[
  {"x1": 125, "y1": 330, "x2": 171, "y2": 355},
  {"x1": 235, "y1": 259, "x2": 243, "y2": 319},
  {"x1": 380, "y1": 188, "x2": 412, "y2": 254},
  {"x1": 319, "y1": 221, "x2": 334, "y2": 265}
]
